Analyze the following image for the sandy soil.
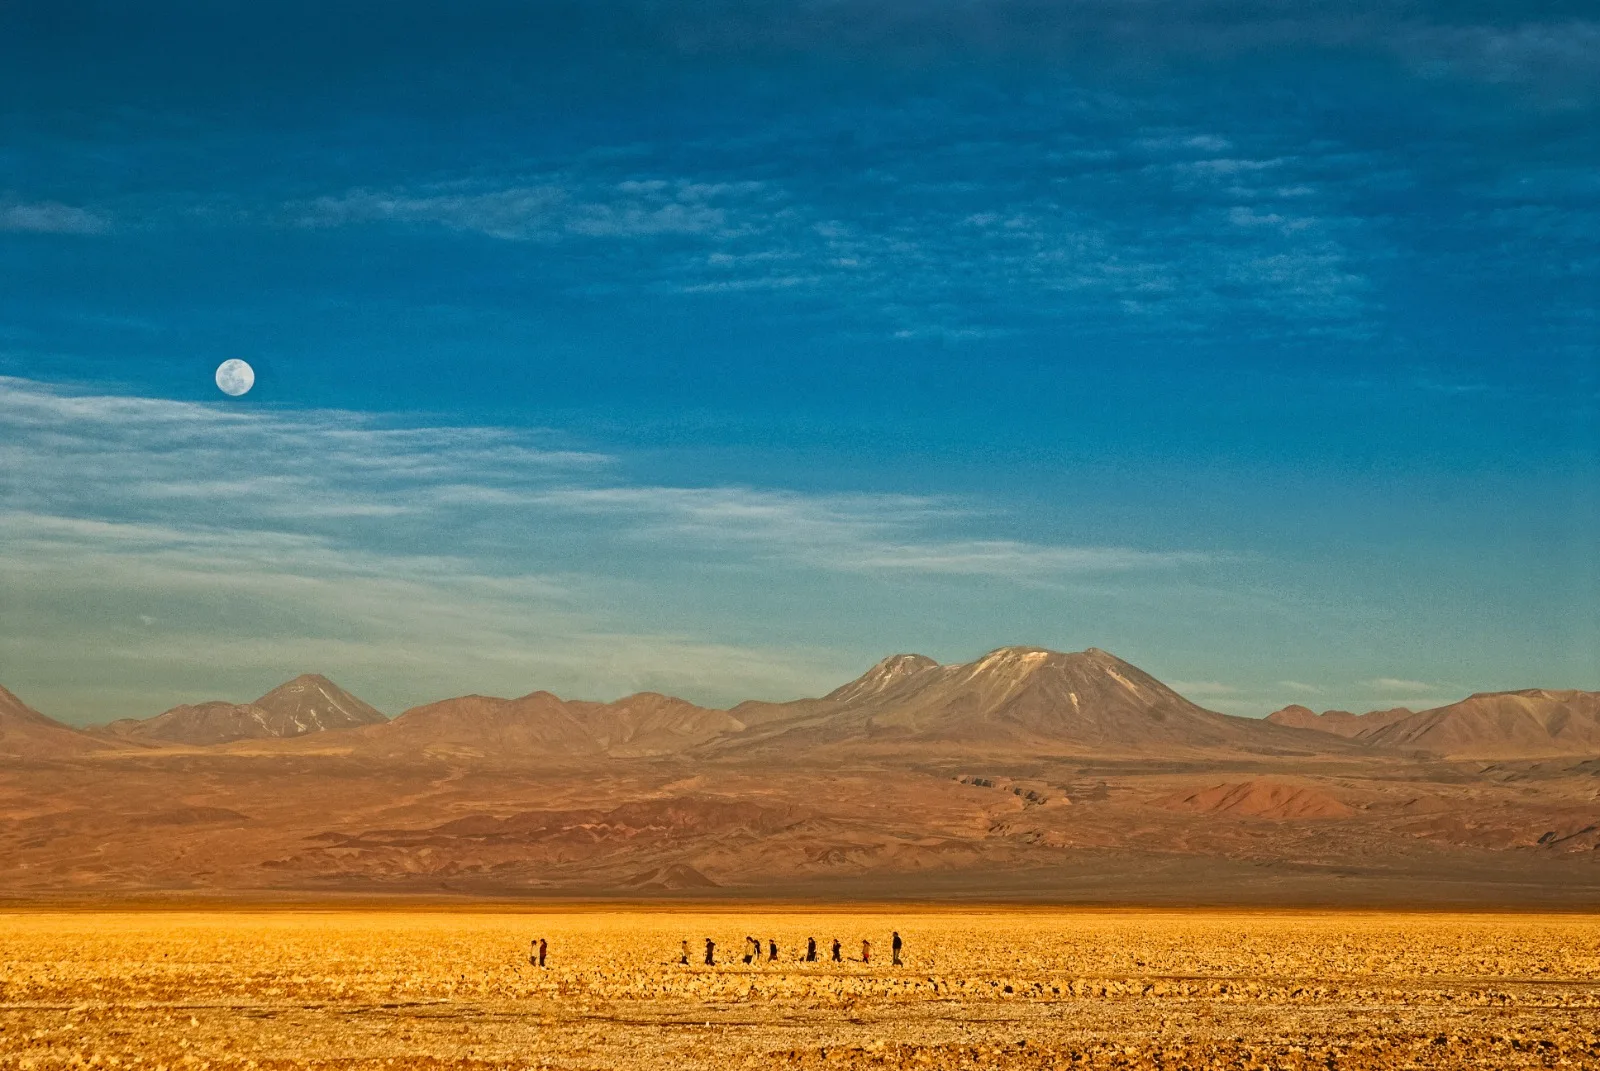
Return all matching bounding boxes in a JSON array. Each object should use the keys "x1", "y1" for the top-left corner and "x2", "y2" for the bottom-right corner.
[{"x1": 3, "y1": 908, "x2": 1598, "y2": 1069}]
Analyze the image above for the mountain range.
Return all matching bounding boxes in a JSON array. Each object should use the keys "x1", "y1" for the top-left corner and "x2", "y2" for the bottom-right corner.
[
  {"x1": 4, "y1": 647, "x2": 1598, "y2": 904},
  {"x1": 4, "y1": 646, "x2": 1592, "y2": 762},
  {"x1": 1265, "y1": 689, "x2": 1600, "y2": 759}
]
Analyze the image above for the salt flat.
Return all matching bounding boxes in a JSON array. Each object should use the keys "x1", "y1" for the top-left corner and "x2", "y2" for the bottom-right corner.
[{"x1": 3, "y1": 908, "x2": 1598, "y2": 1069}]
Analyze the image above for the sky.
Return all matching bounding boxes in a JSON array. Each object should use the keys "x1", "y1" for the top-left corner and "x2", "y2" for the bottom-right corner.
[{"x1": 2, "y1": 0, "x2": 1597, "y2": 724}]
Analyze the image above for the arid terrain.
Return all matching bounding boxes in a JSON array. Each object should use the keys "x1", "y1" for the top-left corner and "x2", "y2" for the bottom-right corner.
[
  {"x1": 2, "y1": 908, "x2": 1598, "y2": 1069},
  {"x1": 2, "y1": 647, "x2": 1598, "y2": 904}
]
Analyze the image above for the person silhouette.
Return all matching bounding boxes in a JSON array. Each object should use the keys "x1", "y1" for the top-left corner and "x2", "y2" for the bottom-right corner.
[
  {"x1": 891, "y1": 931, "x2": 902, "y2": 966},
  {"x1": 831, "y1": 938, "x2": 841, "y2": 962},
  {"x1": 768, "y1": 938, "x2": 778, "y2": 962},
  {"x1": 680, "y1": 939, "x2": 690, "y2": 965},
  {"x1": 806, "y1": 937, "x2": 817, "y2": 962},
  {"x1": 528, "y1": 939, "x2": 539, "y2": 968},
  {"x1": 862, "y1": 938, "x2": 871, "y2": 964},
  {"x1": 538, "y1": 938, "x2": 547, "y2": 968},
  {"x1": 704, "y1": 938, "x2": 716, "y2": 966}
]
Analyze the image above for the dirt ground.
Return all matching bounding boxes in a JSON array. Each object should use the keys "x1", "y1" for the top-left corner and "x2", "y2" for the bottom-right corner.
[{"x1": 2, "y1": 908, "x2": 1598, "y2": 1069}]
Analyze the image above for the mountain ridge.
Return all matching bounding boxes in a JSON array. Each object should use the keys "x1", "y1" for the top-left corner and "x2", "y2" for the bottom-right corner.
[
  {"x1": 0, "y1": 684, "x2": 107, "y2": 758},
  {"x1": 1266, "y1": 689, "x2": 1600, "y2": 759},
  {"x1": 706, "y1": 646, "x2": 1344, "y2": 758},
  {"x1": 1265, "y1": 704, "x2": 1416, "y2": 739},
  {"x1": 4, "y1": 652, "x2": 1598, "y2": 763},
  {"x1": 1360, "y1": 688, "x2": 1600, "y2": 758},
  {"x1": 104, "y1": 674, "x2": 387, "y2": 746}
]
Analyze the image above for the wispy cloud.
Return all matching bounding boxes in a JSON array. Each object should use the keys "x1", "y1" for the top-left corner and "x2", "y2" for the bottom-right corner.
[
  {"x1": 293, "y1": 178, "x2": 771, "y2": 242},
  {"x1": 528, "y1": 485, "x2": 1203, "y2": 578},
  {"x1": 1, "y1": 377, "x2": 1207, "y2": 582},
  {"x1": 271, "y1": 108, "x2": 1386, "y2": 345},
  {"x1": 1169, "y1": 680, "x2": 1237, "y2": 697},
  {"x1": 1402, "y1": 21, "x2": 1600, "y2": 102},
  {"x1": 1367, "y1": 677, "x2": 1437, "y2": 693},
  {"x1": 0, "y1": 199, "x2": 108, "y2": 235}
]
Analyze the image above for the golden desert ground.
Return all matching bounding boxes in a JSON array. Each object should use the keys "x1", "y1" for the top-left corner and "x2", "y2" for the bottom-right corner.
[{"x1": 3, "y1": 908, "x2": 1599, "y2": 1070}]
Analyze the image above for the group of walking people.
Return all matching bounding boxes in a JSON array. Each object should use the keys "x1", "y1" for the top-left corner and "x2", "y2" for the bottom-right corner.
[{"x1": 683, "y1": 932, "x2": 902, "y2": 967}]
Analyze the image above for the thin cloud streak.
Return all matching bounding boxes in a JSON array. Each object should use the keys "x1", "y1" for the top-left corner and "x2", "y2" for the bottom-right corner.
[
  {"x1": 272, "y1": 117, "x2": 1385, "y2": 345},
  {"x1": 1368, "y1": 677, "x2": 1437, "y2": 693},
  {"x1": 292, "y1": 178, "x2": 772, "y2": 241},
  {"x1": 529, "y1": 485, "x2": 1205, "y2": 577},
  {"x1": 2, "y1": 376, "x2": 1212, "y2": 581},
  {"x1": 0, "y1": 199, "x2": 108, "y2": 234},
  {"x1": 1169, "y1": 680, "x2": 1238, "y2": 697}
]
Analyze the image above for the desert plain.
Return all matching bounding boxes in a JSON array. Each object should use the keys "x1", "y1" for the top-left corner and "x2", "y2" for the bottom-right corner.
[{"x1": 3, "y1": 907, "x2": 1600, "y2": 1070}]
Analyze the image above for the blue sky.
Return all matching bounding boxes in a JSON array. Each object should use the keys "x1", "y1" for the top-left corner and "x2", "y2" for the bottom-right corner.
[{"x1": 2, "y1": 1, "x2": 1596, "y2": 723}]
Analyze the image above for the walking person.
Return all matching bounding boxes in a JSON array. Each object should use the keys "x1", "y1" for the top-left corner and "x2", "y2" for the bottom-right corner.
[
  {"x1": 892, "y1": 931, "x2": 903, "y2": 966},
  {"x1": 768, "y1": 938, "x2": 778, "y2": 962},
  {"x1": 862, "y1": 938, "x2": 871, "y2": 964},
  {"x1": 805, "y1": 937, "x2": 817, "y2": 962},
  {"x1": 680, "y1": 939, "x2": 690, "y2": 966},
  {"x1": 831, "y1": 938, "x2": 841, "y2": 962},
  {"x1": 705, "y1": 938, "x2": 716, "y2": 966},
  {"x1": 529, "y1": 939, "x2": 540, "y2": 968},
  {"x1": 538, "y1": 938, "x2": 547, "y2": 968}
]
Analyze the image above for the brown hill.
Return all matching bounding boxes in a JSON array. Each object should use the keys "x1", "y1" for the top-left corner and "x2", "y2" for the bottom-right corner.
[
  {"x1": 1265, "y1": 704, "x2": 1415, "y2": 739},
  {"x1": 0, "y1": 685, "x2": 104, "y2": 759},
  {"x1": 105, "y1": 701, "x2": 272, "y2": 745},
  {"x1": 718, "y1": 647, "x2": 1338, "y2": 757},
  {"x1": 355, "y1": 689, "x2": 741, "y2": 761},
  {"x1": 367, "y1": 691, "x2": 603, "y2": 760},
  {"x1": 572, "y1": 692, "x2": 745, "y2": 757},
  {"x1": 107, "y1": 674, "x2": 385, "y2": 745},
  {"x1": 1156, "y1": 779, "x2": 1356, "y2": 819},
  {"x1": 1360, "y1": 689, "x2": 1600, "y2": 759}
]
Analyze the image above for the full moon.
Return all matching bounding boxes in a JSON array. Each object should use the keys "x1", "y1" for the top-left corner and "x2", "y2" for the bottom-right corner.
[{"x1": 215, "y1": 359, "x2": 255, "y2": 397}]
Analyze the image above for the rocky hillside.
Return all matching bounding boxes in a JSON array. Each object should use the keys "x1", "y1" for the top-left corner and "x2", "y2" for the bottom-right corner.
[{"x1": 105, "y1": 674, "x2": 385, "y2": 745}]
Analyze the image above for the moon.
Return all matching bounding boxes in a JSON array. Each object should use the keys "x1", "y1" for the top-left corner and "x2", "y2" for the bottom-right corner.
[{"x1": 215, "y1": 359, "x2": 255, "y2": 397}]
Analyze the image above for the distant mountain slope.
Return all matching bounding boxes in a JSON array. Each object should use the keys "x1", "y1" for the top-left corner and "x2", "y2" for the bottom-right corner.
[
  {"x1": 365, "y1": 691, "x2": 607, "y2": 760},
  {"x1": 571, "y1": 692, "x2": 745, "y2": 757},
  {"x1": 0, "y1": 685, "x2": 104, "y2": 758},
  {"x1": 1360, "y1": 689, "x2": 1600, "y2": 759},
  {"x1": 107, "y1": 674, "x2": 385, "y2": 745},
  {"x1": 321, "y1": 646, "x2": 1345, "y2": 763},
  {"x1": 254, "y1": 674, "x2": 386, "y2": 732},
  {"x1": 1266, "y1": 690, "x2": 1600, "y2": 759},
  {"x1": 356, "y1": 690, "x2": 741, "y2": 761},
  {"x1": 717, "y1": 647, "x2": 1340, "y2": 757},
  {"x1": 80, "y1": 654, "x2": 1598, "y2": 765},
  {"x1": 1265, "y1": 705, "x2": 1415, "y2": 738}
]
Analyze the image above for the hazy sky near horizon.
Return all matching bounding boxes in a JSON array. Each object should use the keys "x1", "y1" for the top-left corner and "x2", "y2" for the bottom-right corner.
[{"x1": 2, "y1": 1, "x2": 1597, "y2": 724}]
